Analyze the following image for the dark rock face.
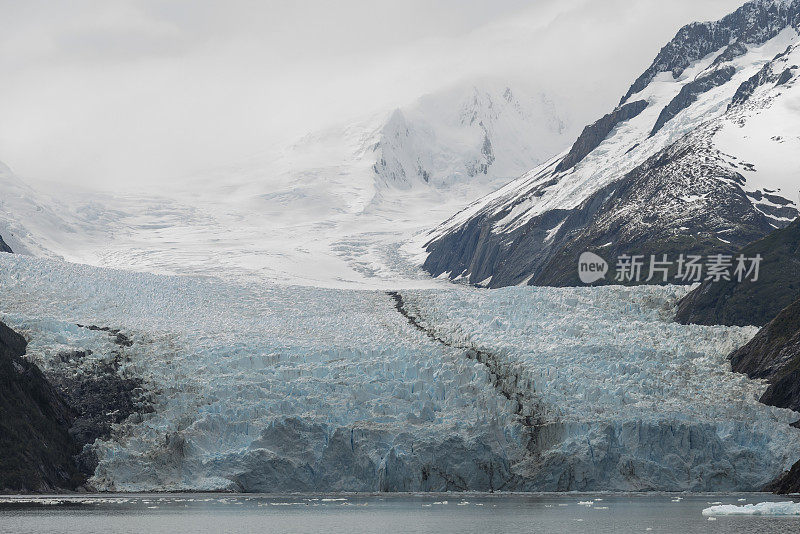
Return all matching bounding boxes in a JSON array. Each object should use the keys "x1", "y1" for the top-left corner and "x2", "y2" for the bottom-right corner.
[
  {"x1": 49, "y1": 325, "x2": 153, "y2": 475},
  {"x1": 729, "y1": 298, "x2": 800, "y2": 385},
  {"x1": 713, "y1": 41, "x2": 749, "y2": 66},
  {"x1": 675, "y1": 218, "x2": 800, "y2": 326},
  {"x1": 555, "y1": 100, "x2": 648, "y2": 173},
  {"x1": 0, "y1": 233, "x2": 12, "y2": 253},
  {"x1": 621, "y1": 0, "x2": 800, "y2": 105},
  {"x1": 650, "y1": 66, "x2": 736, "y2": 136},
  {"x1": 0, "y1": 321, "x2": 85, "y2": 492},
  {"x1": 726, "y1": 297, "x2": 800, "y2": 494},
  {"x1": 52, "y1": 371, "x2": 150, "y2": 475},
  {"x1": 534, "y1": 139, "x2": 775, "y2": 287},
  {"x1": 776, "y1": 66, "x2": 796, "y2": 85},
  {"x1": 766, "y1": 460, "x2": 800, "y2": 493},
  {"x1": 730, "y1": 45, "x2": 795, "y2": 107},
  {"x1": 0, "y1": 318, "x2": 152, "y2": 491},
  {"x1": 423, "y1": 132, "x2": 780, "y2": 288}
]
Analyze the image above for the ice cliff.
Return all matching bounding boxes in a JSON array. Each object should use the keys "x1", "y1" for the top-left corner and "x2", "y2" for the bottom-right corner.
[{"x1": 0, "y1": 253, "x2": 797, "y2": 491}]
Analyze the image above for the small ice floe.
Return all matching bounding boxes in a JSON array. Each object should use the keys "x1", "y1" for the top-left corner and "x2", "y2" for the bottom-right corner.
[
  {"x1": 0, "y1": 498, "x2": 69, "y2": 506},
  {"x1": 671, "y1": 497, "x2": 682, "y2": 502},
  {"x1": 577, "y1": 500, "x2": 594, "y2": 506},
  {"x1": 431, "y1": 500, "x2": 448, "y2": 505},
  {"x1": 702, "y1": 501, "x2": 800, "y2": 516},
  {"x1": 707, "y1": 517, "x2": 717, "y2": 521},
  {"x1": 457, "y1": 501, "x2": 469, "y2": 506},
  {"x1": 321, "y1": 498, "x2": 347, "y2": 502},
  {"x1": 594, "y1": 506, "x2": 609, "y2": 510},
  {"x1": 475, "y1": 503, "x2": 484, "y2": 506},
  {"x1": 737, "y1": 498, "x2": 747, "y2": 502}
]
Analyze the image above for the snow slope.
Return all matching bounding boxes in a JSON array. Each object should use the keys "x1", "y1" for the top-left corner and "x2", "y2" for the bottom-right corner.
[
  {"x1": 0, "y1": 81, "x2": 573, "y2": 289},
  {"x1": 0, "y1": 253, "x2": 796, "y2": 491},
  {"x1": 420, "y1": 0, "x2": 800, "y2": 288}
]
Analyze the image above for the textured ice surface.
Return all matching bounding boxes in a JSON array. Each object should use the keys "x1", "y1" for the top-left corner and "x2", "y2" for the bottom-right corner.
[
  {"x1": 0, "y1": 254, "x2": 798, "y2": 492},
  {"x1": 703, "y1": 501, "x2": 800, "y2": 516},
  {"x1": 399, "y1": 286, "x2": 800, "y2": 490}
]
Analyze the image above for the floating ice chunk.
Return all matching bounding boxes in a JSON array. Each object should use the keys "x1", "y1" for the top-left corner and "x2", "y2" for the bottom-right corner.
[{"x1": 702, "y1": 501, "x2": 800, "y2": 516}]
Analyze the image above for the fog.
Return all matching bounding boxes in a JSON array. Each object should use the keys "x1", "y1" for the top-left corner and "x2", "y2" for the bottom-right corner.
[{"x1": 0, "y1": 0, "x2": 744, "y2": 190}]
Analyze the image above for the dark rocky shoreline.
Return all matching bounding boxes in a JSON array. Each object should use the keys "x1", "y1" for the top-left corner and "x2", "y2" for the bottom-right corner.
[{"x1": 0, "y1": 318, "x2": 151, "y2": 493}]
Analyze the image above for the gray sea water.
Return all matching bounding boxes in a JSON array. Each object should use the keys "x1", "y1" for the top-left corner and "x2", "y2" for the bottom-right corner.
[{"x1": 1, "y1": 493, "x2": 798, "y2": 534}]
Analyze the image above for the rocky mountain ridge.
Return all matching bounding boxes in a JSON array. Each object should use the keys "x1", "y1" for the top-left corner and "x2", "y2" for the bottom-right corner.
[{"x1": 419, "y1": 0, "x2": 800, "y2": 288}]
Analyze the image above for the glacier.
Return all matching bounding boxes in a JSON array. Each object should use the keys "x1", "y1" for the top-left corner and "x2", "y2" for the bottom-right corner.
[{"x1": 0, "y1": 253, "x2": 798, "y2": 492}]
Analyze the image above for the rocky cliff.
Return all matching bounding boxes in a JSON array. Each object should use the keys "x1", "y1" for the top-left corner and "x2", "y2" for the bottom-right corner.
[{"x1": 0, "y1": 320, "x2": 85, "y2": 492}]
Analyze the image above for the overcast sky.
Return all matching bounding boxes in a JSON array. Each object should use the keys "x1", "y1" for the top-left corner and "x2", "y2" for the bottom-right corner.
[{"x1": 0, "y1": 0, "x2": 745, "y2": 190}]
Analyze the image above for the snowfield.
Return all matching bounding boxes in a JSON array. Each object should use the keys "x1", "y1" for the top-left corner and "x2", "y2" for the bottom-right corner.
[
  {"x1": 0, "y1": 253, "x2": 797, "y2": 492},
  {"x1": 0, "y1": 81, "x2": 574, "y2": 289}
]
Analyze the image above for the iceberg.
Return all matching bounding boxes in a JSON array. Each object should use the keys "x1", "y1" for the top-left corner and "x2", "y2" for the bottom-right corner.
[{"x1": 703, "y1": 501, "x2": 800, "y2": 516}]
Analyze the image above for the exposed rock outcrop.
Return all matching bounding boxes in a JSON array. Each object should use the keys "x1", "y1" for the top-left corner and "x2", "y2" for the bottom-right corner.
[
  {"x1": 0, "y1": 317, "x2": 152, "y2": 492},
  {"x1": 0, "y1": 321, "x2": 84, "y2": 492},
  {"x1": 675, "y1": 218, "x2": 800, "y2": 326},
  {"x1": 726, "y1": 297, "x2": 800, "y2": 494},
  {"x1": 555, "y1": 100, "x2": 648, "y2": 173},
  {"x1": 730, "y1": 298, "x2": 800, "y2": 389},
  {"x1": 423, "y1": 132, "x2": 778, "y2": 288},
  {"x1": 620, "y1": 0, "x2": 800, "y2": 105},
  {"x1": 650, "y1": 66, "x2": 736, "y2": 136}
]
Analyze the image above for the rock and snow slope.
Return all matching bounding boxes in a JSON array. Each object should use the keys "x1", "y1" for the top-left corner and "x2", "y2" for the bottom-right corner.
[
  {"x1": 420, "y1": 0, "x2": 800, "y2": 288},
  {"x1": 0, "y1": 253, "x2": 797, "y2": 491},
  {"x1": 0, "y1": 81, "x2": 573, "y2": 289}
]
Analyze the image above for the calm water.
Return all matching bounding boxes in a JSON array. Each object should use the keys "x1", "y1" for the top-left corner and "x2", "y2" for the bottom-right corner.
[{"x1": 1, "y1": 493, "x2": 799, "y2": 534}]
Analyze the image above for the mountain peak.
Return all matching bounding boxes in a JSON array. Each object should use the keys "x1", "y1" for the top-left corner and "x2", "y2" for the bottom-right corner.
[{"x1": 621, "y1": 0, "x2": 800, "y2": 105}]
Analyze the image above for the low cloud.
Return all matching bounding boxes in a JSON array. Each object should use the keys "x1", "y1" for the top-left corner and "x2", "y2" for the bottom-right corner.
[{"x1": 0, "y1": 0, "x2": 744, "y2": 190}]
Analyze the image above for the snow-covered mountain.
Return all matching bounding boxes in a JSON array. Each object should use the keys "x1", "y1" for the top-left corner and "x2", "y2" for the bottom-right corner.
[
  {"x1": 0, "y1": 81, "x2": 574, "y2": 288},
  {"x1": 419, "y1": 0, "x2": 800, "y2": 288},
  {"x1": 372, "y1": 84, "x2": 568, "y2": 190}
]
